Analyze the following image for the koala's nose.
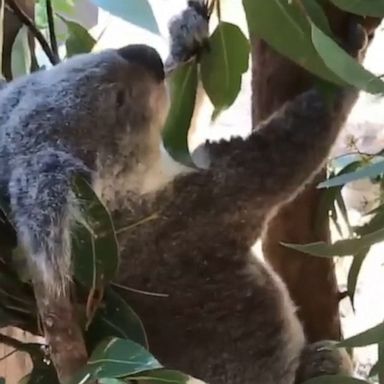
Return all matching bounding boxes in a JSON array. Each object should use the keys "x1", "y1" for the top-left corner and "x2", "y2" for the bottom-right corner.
[{"x1": 117, "y1": 44, "x2": 165, "y2": 82}]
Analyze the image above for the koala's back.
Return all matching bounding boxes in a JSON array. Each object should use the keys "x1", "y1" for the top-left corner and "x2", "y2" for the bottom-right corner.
[{"x1": 114, "y1": 173, "x2": 305, "y2": 384}]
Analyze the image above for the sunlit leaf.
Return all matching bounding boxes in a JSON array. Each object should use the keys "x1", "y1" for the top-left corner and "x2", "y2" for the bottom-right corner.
[
  {"x1": 319, "y1": 159, "x2": 384, "y2": 188},
  {"x1": 79, "y1": 338, "x2": 162, "y2": 380},
  {"x1": 242, "y1": 0, "x2": 342, "y2": 84},
  {"x1": 310, "y1": 21, "x2": 384, "y2": 94},
  {"x1": 200, "y1": 22, "x2": 249, "y2": 115},
  {"x1": 91, "y1": 0, "x2": 159, "y2": 35},
  {"x1": 132, "y1": 369, "x2": 190, "y2": 384},
  {"x1": 339, "y1": 321, "x2": 384, "y2": 348},
  {"x1": 59, "y1": 16, "x2": 96, "y2": 57},
  {"x1": 283, "y1": 226, "x2": 384, "y2": 257},
  {"x1": 11, "y1": 26, "x2": 31, "y2": 79}
]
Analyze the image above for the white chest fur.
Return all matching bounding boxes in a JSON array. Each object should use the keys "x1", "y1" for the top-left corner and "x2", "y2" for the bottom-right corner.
[{"x1": 93, "y1": 144, "x2": 194, "y2": 212}]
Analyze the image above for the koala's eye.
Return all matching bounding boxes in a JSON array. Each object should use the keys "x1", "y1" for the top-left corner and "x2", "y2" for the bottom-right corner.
[{"x1": 116, "y1": 89, "x2": 126, "y2": 108}]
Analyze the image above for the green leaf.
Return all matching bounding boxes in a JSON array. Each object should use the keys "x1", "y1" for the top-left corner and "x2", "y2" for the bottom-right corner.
[
  {"x1": 242, "y1": 0, "x2": 342, "y2": 84},
  {"x1": 99, "y1": 379, "x2": 126, "y2": 384},
  {"x1": 86, "y1": 288, "x2": 148, "y2": 351},
  {"x1": 72, "y1": 176, "x2": 119, "y2": 290},
  {"x1": 330, "y1": 0, "x2": 384, "y2": 17},
  {"x1": 90, "y1": 0, "x2": 159, "y2": 35},
  {"x1": 302, "y1": 375, "x2": 369, "y2": 384},
  {"x1": 319, "y1": 160, "x2": 384, "y2": 188},
  {"x1": 300, "y1": 0, "x2": 333, "y2": 36},
  {"x1": 11, "y1": 26, "x2": 31, "y2": 79},
  {"x1": 310, "y1": 21, "x2": 384, "y2": 94},
  {"x1": 338, "y1": 321, "x2": 384, "y2": 348},
  {"x1": 79, "y1": 338, "x2": 162, "y2": 379},
  {"x1": 283, "y1": 226, "x2": 384, "y2": 257},
  {"x1": 347, "y1": 249, "x2": 368, "y2": 308},
  {"x1": 378, "y1": 342, "x2": 384, "y2": 384},
  {"x1": 369, "y1": 361, "x2": 378, "y2": 378},
  {"x1": 200, "y1": 22, "x2": 249, "y2": 114},
  {"x1": 162, "y1": 61, "x2": 198, "y2": 167},
  {"x1": 133, "y1": 369, "x2": 190, "y2": 384},
  {"x1": 59, "y1": 16, "x2": 96, "y2": 57}
]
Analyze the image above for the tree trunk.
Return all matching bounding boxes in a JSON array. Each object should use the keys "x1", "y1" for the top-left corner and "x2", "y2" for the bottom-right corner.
[{"x1": 250, "y1": 6, "x2": 381, "y2": 342}]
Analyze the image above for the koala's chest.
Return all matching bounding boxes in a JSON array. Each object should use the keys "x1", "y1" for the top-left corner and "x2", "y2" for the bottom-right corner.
[{"x1": 92, "y1": 148, "x2": 193, "y2": 213}]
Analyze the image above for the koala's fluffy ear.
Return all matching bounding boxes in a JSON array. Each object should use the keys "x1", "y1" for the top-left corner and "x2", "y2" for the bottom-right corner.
[{"x1": 117, "y1": 44, "x2": 165, "y2": 82}]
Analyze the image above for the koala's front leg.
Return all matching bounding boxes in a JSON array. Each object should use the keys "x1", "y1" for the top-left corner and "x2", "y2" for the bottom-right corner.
[{"x1": 9, "y1": 149, "x2": 89, "y2": 381}]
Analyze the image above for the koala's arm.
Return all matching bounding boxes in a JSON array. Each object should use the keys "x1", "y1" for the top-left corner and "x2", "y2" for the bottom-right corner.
[
  {"x1": 204, "y1": 86, "x2": 358, "y2": 211},
  {"x1": 9, "y1": 150, "x2": 89, "y2": 294}
]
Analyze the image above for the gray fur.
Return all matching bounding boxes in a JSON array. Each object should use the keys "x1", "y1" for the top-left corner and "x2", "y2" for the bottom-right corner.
[{"x1": 0, "y1": 45, "x2": 168, "y2": 295}]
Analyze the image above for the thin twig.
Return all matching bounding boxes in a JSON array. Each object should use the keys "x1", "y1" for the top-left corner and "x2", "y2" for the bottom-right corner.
[
  {"x1": 112, "y1": 282, "x2": 169, "y2": 298},
  {"x1": 46, "y1": 0, "x2": 58, "y2": 60},
  {"x1": 0, "y1": 333, "x2": 33, "y2": 353},
  {"x1": 5, "y1": 0, "x2": 59, "y2": 65}
]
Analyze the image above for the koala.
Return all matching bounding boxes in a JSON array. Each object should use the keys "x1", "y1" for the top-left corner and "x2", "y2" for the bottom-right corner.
[{"x1": 0, "y1": 1, "x2": 369, "y2": 384}]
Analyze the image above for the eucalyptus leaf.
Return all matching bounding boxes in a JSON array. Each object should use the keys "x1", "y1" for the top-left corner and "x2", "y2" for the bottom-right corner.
[
  {"x1": 132, "y1": 369, "x2": 190, "y2": 384},
  {"x1": 91, "y1": 0, "x2": 159, "y2": 35},
  {"x1": 86, "y1": 288, "x2": 148, "y2": 350},
  {"x1": 11, "y1": 26, "x2": 31, "y2": 79},
  {"x1": 200, "y1": 22, "x2": 249, "y2": 114},
  {"x1": 162, "y1": 61, "x2": 198, "y2": 166},
  {"x1": 347, "y1": 249, "x2": 368, "y2": 309},
  {"x1": 330, "y1": 0, "x2": 384, "y2": 17},
  {"x1": 72, "y1": 176, "x2": 119, "y2": 290},
  {"x1": 283, "y1": 226, "x2": 384, "y2": 257},
  {"x1": 319, "y1": 160, "x2": 384, "y2": 188},
  {"x1": 242, "y1": 0, "x2": 342, "y2": 84},
  {"x1": 310, "y1": 22, "x2": 384, "y2": 94},
  {"x1": 338, "y1": 321, "x2": 384, "y2": 348},
  {"x1": 81, "y1": 337, "x2": 162, "y2": 379},
  {"x1": 59, "y1": 16, "x2": 96, "y2": 57}
]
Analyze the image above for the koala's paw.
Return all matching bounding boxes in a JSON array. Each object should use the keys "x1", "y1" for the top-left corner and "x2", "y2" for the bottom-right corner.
[
  {"x1": 166, "y1": 0, "x2": 210, "y2": 71},
  {"x1": 295, "y1": 340, "x2": 353, "y2": 383}
]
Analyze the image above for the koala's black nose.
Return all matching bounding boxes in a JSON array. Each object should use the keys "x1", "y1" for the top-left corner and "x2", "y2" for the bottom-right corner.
[{"x1": 117, "y1": 44, "x2": 165, "y2": 82}]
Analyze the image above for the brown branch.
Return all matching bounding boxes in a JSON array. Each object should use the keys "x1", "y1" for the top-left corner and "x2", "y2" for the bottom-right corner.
[
  {"x1": 33, "y1": 283, "x2": 88, "y2": 383},
  {"x1": 0, "y1": 332, "x2": 36, "y2": 353},
  {"x1": 46, "y1": 0, "x2": 58, "y2": 60},
  {"x1": 5, "y1": 0, "x2": 59, "y2": 65}
]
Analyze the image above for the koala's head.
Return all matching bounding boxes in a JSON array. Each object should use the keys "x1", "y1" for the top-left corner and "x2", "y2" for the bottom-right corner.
[{"x1": 19, "y1": 44, "x2": 170, "y2": 157}]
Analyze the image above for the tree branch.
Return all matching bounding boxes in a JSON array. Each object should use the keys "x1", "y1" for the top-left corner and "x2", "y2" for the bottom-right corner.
[
  {"x1": 5, "y1": 0, "x2": 59, "y2": 65},
  {"x1": 46, "y1": 0, "x2": 58, "y2": 60}
]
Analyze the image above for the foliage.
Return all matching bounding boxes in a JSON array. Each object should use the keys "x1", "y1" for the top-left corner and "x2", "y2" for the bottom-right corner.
[{"x1": 1, "y1": 0, "x2": 384, "y2": 383}]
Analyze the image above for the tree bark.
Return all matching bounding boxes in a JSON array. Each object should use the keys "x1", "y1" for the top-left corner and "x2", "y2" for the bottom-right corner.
[{"x1": 251, "y1": 6, "x2": 381, "y2": 342}]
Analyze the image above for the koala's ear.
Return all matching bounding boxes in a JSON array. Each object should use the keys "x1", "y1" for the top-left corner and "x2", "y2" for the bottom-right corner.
[{"x1": 117, "y1": 44, "x2": 165, "y2": 83}]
